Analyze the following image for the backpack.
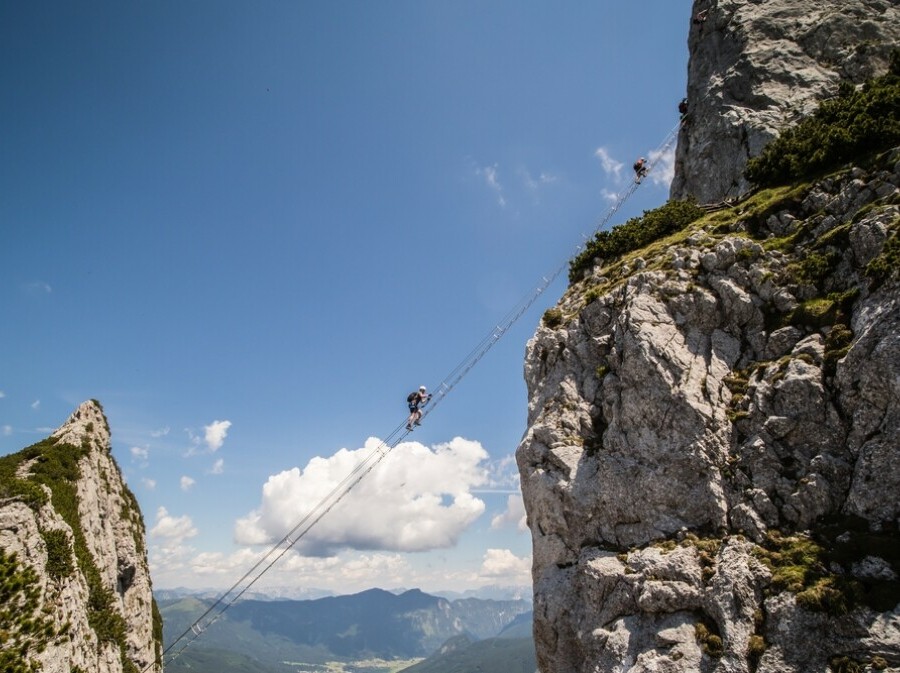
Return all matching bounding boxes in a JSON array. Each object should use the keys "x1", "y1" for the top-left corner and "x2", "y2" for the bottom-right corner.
[{"x1": 407, "y1": 392, "x2": 418, "y2": 403}]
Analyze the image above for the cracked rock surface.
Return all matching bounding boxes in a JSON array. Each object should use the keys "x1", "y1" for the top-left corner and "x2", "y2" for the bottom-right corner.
[{"x1": 518, "y1": 152, "x2": 900, "y2": 672}]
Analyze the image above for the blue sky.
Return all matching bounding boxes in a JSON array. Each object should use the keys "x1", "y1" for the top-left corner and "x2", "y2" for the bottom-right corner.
[{"x1": 1, "y1": 1, "x2": 690, "y2": 595}]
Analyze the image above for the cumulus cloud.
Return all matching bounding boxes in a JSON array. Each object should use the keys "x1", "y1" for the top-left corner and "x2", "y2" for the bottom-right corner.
[
  {"x1": 180, "y1": 476, "x2": 195, "y2": 492},
  {"x1": 479, "y1": 548, "x2": 532, "y2": 583},
  {"x1": 594, "y1": 147, "x2": 624, "y2": 180},
  {"x1": 141, "y1": 478, "x2": 157, "y2": 490},
  {"x1": 648, "y1": 145, "x2": 676, "y2": 188},
  {"x1": 0, "y1": 391, "x2": 5, "y2": 398},
  {"x1": 485, "y1": 454, "x2": 520, "y2": 490},
  {"x1": 204, "y1": 420, "x2": 231, "y2": 452},
  {"x1": 235, "y1": 437, "x2": 489, "y2": 555},
  {"x1": 210, "y1": 458, "x2": 224, "y2": 475},
  {"x1": 149, "y1": 546, "x2": 413, "y2": 593},
  {"x1": 490, "y1": 494, "x2": 528, "y2": 532},
  {"x1": 131, "y1": 446, "x2": 149, "y2": 463},
  {"x1": 31, "y1": 400, "x2": 40, "y2": 410},
  {"x1": 476, "y1": 164, "x2": 506, "y2": 208},
  {"x1": 151, "y1": 426, "x2": 170, "y2": 438},
  {"x1": 2, "y1": 425, "x2": 11, "y2": 436},
  {"x1": 150, "y1": 507, "x2": 197, "y2": 544}
]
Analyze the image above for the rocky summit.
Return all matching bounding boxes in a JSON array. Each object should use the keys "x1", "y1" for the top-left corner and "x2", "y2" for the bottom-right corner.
[
  {"x1": 0, "y1": 401, "x2": 161, "y2": 673},
  {"x1": 518, "y1": 2, "x2": 900, "y2": 672},
  {"x1": 671, "y1": 0, "x2": 900, "y2": 204}
]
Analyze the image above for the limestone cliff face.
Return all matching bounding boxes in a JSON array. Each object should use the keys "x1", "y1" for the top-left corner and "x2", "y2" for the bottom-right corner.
[
  {"x1": 0, "y1": 401, "x2": 161, "y2": 673},
  {"x1": 670, "y1": 0, "x2": 900, "y2": 204},
  {"x1": 518, "y1": 148, "x2": 900, "y2": 672}
]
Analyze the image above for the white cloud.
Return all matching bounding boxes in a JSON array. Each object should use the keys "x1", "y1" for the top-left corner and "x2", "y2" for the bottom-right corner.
[
  {"x1": 478, "y1": 548, "x2": 532, "y2": 584},
  {"x1": 24, "y1": 281, "x2": 52, "y2": 294},
  {"x1": 31, "y1": 400, "x2": 40, "y2": 410},
  {"x1": 210, "y1": 458, "x2": 224, "y2": 475},
  {"x1": 150, "y1": 506, "x2": 197, "y2": 544},
  {"x1": 2, "y1": 425, "x2": 11, "y2": 436},
  {"x1": 485, "y1": 454, "x2": 520, "y2": 490},
  {"x1": 187, "y1": 547, "x2": 267, "y2": 578},
  {"x1": 151, "y1": 426, "x2": 170, "y2": 438},
  {"x1": 131, "y1": 446, "x2": 149, "y2": 462},
  {"x1": 600, "y1": 188, "x2": 619, "y2": 203},
  {"x1": 141, "y1": 478, "x2": 157, "y2": 490},
  {"x1": 648, "y1": 145, "x2": 676, "y2": 188},
  {"x1": 149, "y1": 546, "x2": 414, "y2": 592},
  {"x1": 0, "y1": 391, "x2": 5, "y2": 398},
  {"x1": 180, "y1": 476, "x2": 195, "y2": 492},
  {"x1": 235, "y1": 437, "x2": 489, "y2": 555},
  {"x1": 490, "y1": 494, "x2": 528, "y2": 532},
  {"x1": 476, "y1": 164, "x2": 506, "y2": 208},
  {"x1": 521, "y1": 167, "x2": 559, "y2": 192},
  {"x1": 594, "y1": 147, "x2": 623, "y2": 180},
  {"x1": 204, "y1": 420, "x2": 231, "y2": 452}
]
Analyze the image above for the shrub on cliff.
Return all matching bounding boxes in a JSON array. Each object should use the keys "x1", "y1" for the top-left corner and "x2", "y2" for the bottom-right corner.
[
  {"x1": 568, "y1": 199, "x2": 704, "y2": 283},
  {"x1": 746, "y1": 54, "x2": 900, "y2": 188}
]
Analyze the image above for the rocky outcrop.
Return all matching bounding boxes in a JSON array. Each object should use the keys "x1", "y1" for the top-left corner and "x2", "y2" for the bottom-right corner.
[
  {"x1": 670, "y1": 0, "x2": 900, "y2": 204},
  {"x1": 518, "y1": 149, "x2": 900, "y2": 672},
  {"x1": 0, "y1": 401, "x2": 161, "y2": 673}
]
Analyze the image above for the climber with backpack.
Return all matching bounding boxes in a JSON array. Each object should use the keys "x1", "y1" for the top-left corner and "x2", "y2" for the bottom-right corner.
[
  {"x1": 406, "y1": 385, "x2": 432, "y2": 431},
  {"x1": 633, "y1": 157, "x2": 649, "y2": 182}
]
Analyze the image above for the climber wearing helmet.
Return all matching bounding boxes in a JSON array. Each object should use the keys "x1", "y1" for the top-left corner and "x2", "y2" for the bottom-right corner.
[
  {"x1": 633, "y1": 157, "x2": 649, "y2": 182},
  {"x1": 406, "y1": 385, "x2": 433, "y2": 431}
]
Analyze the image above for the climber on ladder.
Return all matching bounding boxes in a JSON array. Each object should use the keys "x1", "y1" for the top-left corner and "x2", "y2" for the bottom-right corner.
[
  {"x1": 406, "y1": 386, "x2": 432, "y2": 431},
  {"x1": 633, "y1": 157, "x2": 649, "y2": 183}
]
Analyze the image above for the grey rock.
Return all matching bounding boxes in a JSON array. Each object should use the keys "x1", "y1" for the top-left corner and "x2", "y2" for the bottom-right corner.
[
  {"x1": 0, "y1": 401, "x2": 160, "y2": 673},
  {"x1": 852, "y1": 556, "x2": 898, "y2": 582},
  {"x1": 519, "y1": 152, "x2": 900, "y2": 673},
  {"x1": 764, "y1": 327, "x2": 803, "y2": 359},
  {"x1": 671, "y1": 0, "x2": 900, "y2": 204}
]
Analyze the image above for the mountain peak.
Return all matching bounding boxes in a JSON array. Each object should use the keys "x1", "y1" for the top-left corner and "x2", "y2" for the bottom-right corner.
[
  {"x1": 51, "y1": 398, "x2": 111, "y2": 452},
  {"x1": 0, "y1": 401, "x2": 160, "y2": 672},
  {"x1": 671, "y1": 0, "x2": 900, "y2": 203}
]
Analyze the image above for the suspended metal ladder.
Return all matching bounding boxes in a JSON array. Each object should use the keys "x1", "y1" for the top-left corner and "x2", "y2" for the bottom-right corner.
[{"x1": 155, "y1": 120, "x2": 682, "y2": 670}]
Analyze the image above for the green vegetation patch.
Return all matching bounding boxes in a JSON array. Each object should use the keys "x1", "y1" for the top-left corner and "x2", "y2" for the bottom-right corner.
[
  {"x1": 790, "y1": 298, "x2": 839, "y2": 329},
  {"x1": 794, "y1": 250, "x2": 842, "y2": 288},
  {"x1": 569, "y1": 199, "x2": 705, "y2": 284},
  {"x1": 746, "y1": 53, "x2": 900, "y2": 188},
  {"x1": 0, "y1": 548, "x2": 67, "y2": 673},
  {"x1": 752, "y1": 531, "x2": 878, "y2": 615},
  {"x1": 542, "y1": 307, "x2": 564, "y2": 328},
  {"x1": 829, "y1": 655, "x2": 865, "y2": 673},
  {"x1": 866, "y1": 224, "x2": 900, "y2": 288},
  {"x1": 41, "y1": 528, "x2": 73, "y2": 580},
  {"x1": 695, "y1": 617, "x2": 724, "y2": 658},
  {"x1": 824, "y1": 323, "x2": 854, "y2": 378}
]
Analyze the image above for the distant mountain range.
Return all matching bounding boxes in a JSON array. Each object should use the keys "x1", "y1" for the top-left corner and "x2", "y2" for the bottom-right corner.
[
  {"x1": 159, "y1": 587, "x2": 533, "y2": 673},
  {"x1": 398, "y1": 614, "x2": 537, "y2": 673},
  {"x1": 156, "y1": 583, "x2": 531, "y2": 602}
]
